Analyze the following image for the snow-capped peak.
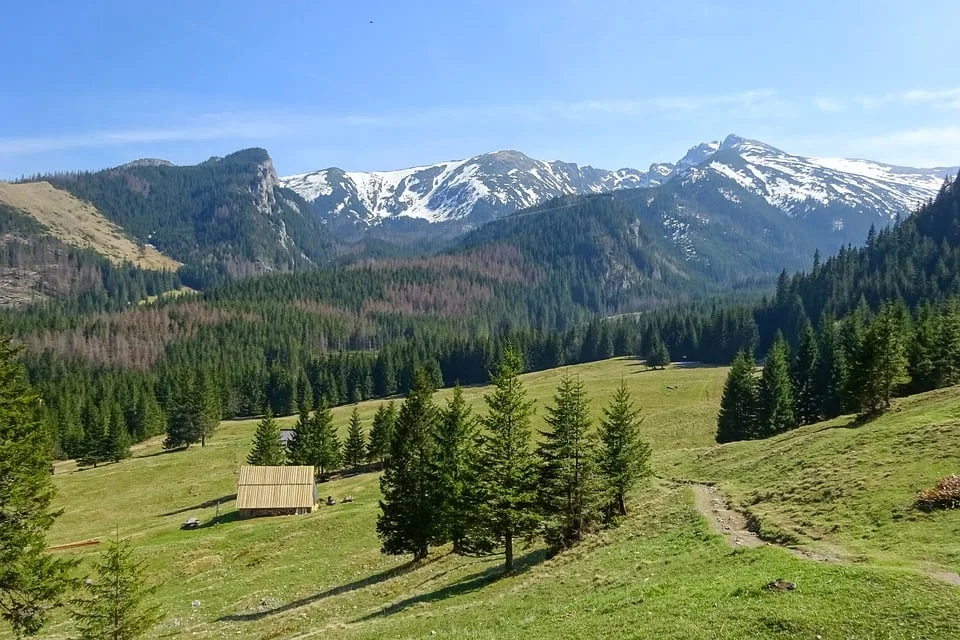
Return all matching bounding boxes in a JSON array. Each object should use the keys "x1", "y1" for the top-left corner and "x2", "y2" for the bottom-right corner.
[
  {"x1": 681, "y1": 134, "x2": 955, "y2": 220},
  {"x1": 280, "y1": 150, "x2": 660, "y2": 227},
  {"x1": 280, "y1": 137, "x2": 957, "y2": 232}
]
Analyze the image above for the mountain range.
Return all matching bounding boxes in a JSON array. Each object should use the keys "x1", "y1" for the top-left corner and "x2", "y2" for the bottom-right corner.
[
  {"x1": 281, "y1": 135, "x2": 956, "y2": 241},
  {"x1": 1, "y1": 135, "x2": 955, "y2": 304}
]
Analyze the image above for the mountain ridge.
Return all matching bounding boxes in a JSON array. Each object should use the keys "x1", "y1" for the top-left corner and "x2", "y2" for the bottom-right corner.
[{"x1": 281, "y1": 136, "x2": 956, "y2": 238}]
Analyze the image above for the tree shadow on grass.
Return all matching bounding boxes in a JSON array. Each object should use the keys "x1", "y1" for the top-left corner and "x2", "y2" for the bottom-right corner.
[
  {"x1": 810, "y1": 411, "x2": 882, "y2": 434},
  {"x1": 160, "y1": 494, "x2": 236, "y2": 517},
  {"x1": 353, "y1": 548, "x2": 548, "y2": 622},
  {"x1": 216, "y1": 556, "x2": 445, "y2": 623}
]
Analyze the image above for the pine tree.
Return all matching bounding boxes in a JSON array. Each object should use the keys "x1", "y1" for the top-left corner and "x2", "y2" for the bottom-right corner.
[
  {"x1": 295, "y1": 372, "x2": 314, "y2": 413},
  {"x1": 248, "y1": 410, "x2": 285, "y2": 466},
  {"x1": 909, "y1": 304, "x2": 940, "y2": 393},
  {"x1": 312, "y1": 402, "x2": 342, "y2": 475},
  {"x1": 434, "y1": 385, "x2": 479, "y2": 554},
  {"x1": 106, "y1": 406, "x2": 132, "y2": 463},
  {"x1": 71, "y1": 536, "x2": 160, "y2": 640},
  {"x1": 367, "y1": 401, "x2": 397, "y2": 468},
  {"x1": 855, "y1": 301, "x2": 910, "y2": 414},
  {"x1": 537, "y1": 374, "x2": 601, "y2": 550},
  {"x1": 791, "y1": 321, "x2": 821, "y2": 426},
  {"x1": 286, "y1": 406, "x2": 314, "y2": 467},
  {"x1": 645, "y1": 336, "x2": 670, "y2": 369},
  {"x1": 196, "y1": 370, "x2": 221, "y2": 447},
  {"x1": 841, "y1": 299, "x2": 871, "y2": 413},
  {"x1": 162, "y1": 370, "x2": 203, "y2": 450},
  {"x1": 0, "y1": 331, "x2": 72, "y2": 637},
  {"x1": 472, "y1": 347, "x2": 540, "y2": 571},
  {"x1": 596, "y1": 379, "x2": 650, "y2": 517},
  {"x1": 343, "y1": 406, "x2": 367, "y2": 469},
  {"x1": 377, "y1": 369, "x2": 443, "y2": 560},
  {"x1": 936, "y1": 299, "x2": 960, "y2": 386},
  {"x1": 816, "y1": 318, "x2": 848, "y2": 420},
  {"x1": 716, "y1": 350, "x2": 758, "y2": 443},
  {"x1": 79, "y1": 401, "x2": 110, "y2": 467},
  {"x1": 757, "y1": 334, "x2": 796, "y2": 437}
]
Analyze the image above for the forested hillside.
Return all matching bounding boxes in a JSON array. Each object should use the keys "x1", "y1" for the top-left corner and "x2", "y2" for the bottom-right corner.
[
  {"x1": 0, "y1": 203, "x2": 180, "y2": 310},
  {"x1": 29, "y1": 149, "x2": 338, "y2": 288},
  {"x1": 4, "y1": 166, "x2": 959, "y2": 464}
]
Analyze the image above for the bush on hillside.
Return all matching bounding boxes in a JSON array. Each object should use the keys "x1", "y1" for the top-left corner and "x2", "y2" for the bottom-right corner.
[{"x1": 917, "y1": 475, "x2": 960, "y2": 511}]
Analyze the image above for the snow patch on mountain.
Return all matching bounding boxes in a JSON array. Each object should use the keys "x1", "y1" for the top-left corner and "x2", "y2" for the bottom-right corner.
[
  {"x1": 281, "y1": 151, "x2": 659, "y2": 226},
  {"x1": 686, "y1": 135, "x2": 954, "y2": 220}
]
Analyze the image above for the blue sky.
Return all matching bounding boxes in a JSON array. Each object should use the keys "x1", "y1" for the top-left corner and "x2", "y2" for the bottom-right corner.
[{"x1": 2, "y1": 0, "x2": 960, "y2": 178}]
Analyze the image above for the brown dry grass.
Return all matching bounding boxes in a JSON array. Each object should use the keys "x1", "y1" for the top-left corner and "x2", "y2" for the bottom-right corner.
[{"x1": 0, "y1": 181, "x2": 180, "y2": 271}]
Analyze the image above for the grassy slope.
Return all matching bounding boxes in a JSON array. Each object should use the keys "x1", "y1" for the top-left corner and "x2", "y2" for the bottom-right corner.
[
  {"x1": 26, "y1": 358, "x2": 960, "y2": 640},
  {"x1": 672, "y1": 386, "x2": 960, "y2": 573},
  {"x1": 0, "y1": 181, "x2": 179, "y2": 270}
]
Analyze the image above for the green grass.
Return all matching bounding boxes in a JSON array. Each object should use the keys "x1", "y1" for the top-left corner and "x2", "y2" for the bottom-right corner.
[
  {"x1": 21, "y1": 358, "x2": 960, "y2": 639},
  {"x1": 671, "y1": 386, "x2": 960, "y2": 574}
]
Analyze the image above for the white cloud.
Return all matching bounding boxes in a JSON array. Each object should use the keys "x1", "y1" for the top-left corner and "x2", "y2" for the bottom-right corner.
[
  {"x1": 836, "y1": 126, "x2": 960, "y2": 167},
  {"x1": 852, "y1": 87, "x2": 960, "y2": 111},
  {"x1": 0, "y1": 90, "x2": 782, "y2": 157},
  {"x1": 813, "y1": 97, "x2": 843, "y2": 112},
  {"x1": 736, "y1": 125, "x2": 960, "y2": 169}
]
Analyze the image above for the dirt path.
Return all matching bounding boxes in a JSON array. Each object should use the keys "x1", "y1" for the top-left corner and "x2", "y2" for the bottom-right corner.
[
  {"x1": 692, "y1": 483, "x2": 840, "y2": 563},
  {"x1": 692, "y1": 483, "x2": 765, "y2": 549},
  {"x1": 691, "y1": 483, "x2": 960, "y2": 586}
]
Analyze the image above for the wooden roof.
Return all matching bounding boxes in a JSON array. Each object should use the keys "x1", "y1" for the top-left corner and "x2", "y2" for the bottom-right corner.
[{"x1": 236, "y1": 465, "x2": 316, "y2": 510}]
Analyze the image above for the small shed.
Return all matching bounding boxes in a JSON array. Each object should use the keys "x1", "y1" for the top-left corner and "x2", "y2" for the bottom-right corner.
[
  {"x1": 279, "y1": 428, "x2": 296, "y2": 448},
  {"x1": 236, "y1": 465, "x2": 317, "y2": 517}
]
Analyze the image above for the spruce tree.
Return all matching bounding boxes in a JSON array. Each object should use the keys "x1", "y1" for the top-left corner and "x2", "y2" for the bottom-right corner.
[
  {"x1": 377, "y1": 369, "x2": 443, "y2": 560},
  {"x1": 434, "y1": 385, "x2": 479, "y2": 554},
  {"x1": 367, "y1": 401, "x2": 397, "y2": 468},
  {"x1": 473, "y1": 347, "x2": 540, "y2": 571},
  {"x1": 343, "y1": 406, "x2": 367, "y2": 469},
  {"x1": 286, "y1": 406, "x2": 314, "y2": 467},
  {"x1": 162, "y1": 370, "x2": 204, "y2": 450},
  {"x1": 936, "y1": 299, "x2": 960, "y2": 387},
  {"x1": 537, "y1": 374, "x2": 601, "y2": 550},
  {"x1": 909, "y1": 304, "x2": 940, "y2": 393},
  {"x1": 71, "y1": 536, "x2": 160, "y2": 640},
  {"x1": 0, "y1": 331, "x2": 71, "y2": 637},
  {"x1": 716, "y1": 350, "x2": 758, "y2": 443},
  {"x1": 79, "y1": 402, "x2": 110, "y2": 467},
  {"x1": 596, "y1": 379, "x2": 650, "y2": 517},
  {"x1": 791, "y1": 322, "x2": 821, "y2": 426},
  {"x1": 646, "y1": 337, "x2": 670, "y2": 369},
  {"x1": 312, "y1": 402, "x2": 342, "y2": 475},
  {"x1": 248, "y1": 410, "x2": 285, "y2": 466},
  {"x1": 196, "y1": 370, "x2": 221, "y2": 447},
  {"x1": 106, "y1": 407, "x2": 132, "y2": 463},
  {"x1": 855, "y1": 301, "x2": 910, "y2": 414},
  {"x1": 841, "y1": 299, "x2": 871, "y2": 413},
  {"x1": 757, "y1": 334, "x2": 796, "y2": 437},
  {"x1": 816, "y1": 318, "x2": 848, "y2": 420},
  {"x1": 295, "y1": 372, "x2": 314, "y2": 413}
]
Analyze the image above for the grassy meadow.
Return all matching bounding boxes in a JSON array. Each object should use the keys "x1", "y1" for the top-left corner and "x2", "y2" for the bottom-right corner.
[{"x1": 23, "y1": 358, "x2": 960, "y2": 639}]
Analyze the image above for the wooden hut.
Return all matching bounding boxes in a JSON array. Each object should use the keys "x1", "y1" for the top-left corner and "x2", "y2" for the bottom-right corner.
[{"x1": 236, "y1": 465, "x2": 318, "y2": 517}]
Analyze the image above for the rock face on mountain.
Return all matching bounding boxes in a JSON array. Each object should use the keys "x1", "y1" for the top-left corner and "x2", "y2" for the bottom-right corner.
[
  {"x1": 282, "y1": 137, "x2": 956, "y2": 243},
  {"x1": 36, "y1": 149, "x2": 336, "y2": 287}
]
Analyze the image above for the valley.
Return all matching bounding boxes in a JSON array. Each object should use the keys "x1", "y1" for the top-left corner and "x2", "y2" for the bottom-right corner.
[
  {"x1": 5, "y1": 6, "x2": 960, "y2": 640},
  {"x1": 22, "y1": 358, "x2": 960, "y2": 640}
]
